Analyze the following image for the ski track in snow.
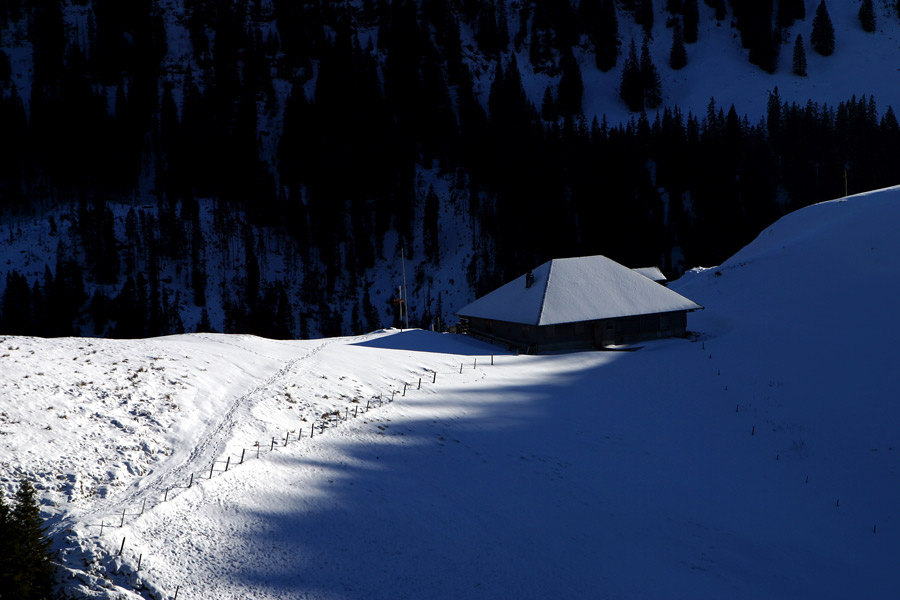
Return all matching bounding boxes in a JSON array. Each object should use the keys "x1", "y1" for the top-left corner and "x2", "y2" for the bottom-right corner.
[{"x1": 66, "y1": 336, "x2": 338, "y2": 531}]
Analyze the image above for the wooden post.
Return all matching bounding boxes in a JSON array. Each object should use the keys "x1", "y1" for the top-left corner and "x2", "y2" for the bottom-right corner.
[
  {"x1": 256, "y1": 442, "x2": 260, "y2": 459},
  {"x1": 141, "y1": 498, "x2": 146, "y2": 515},
  {"x1": 418, "y1": 377, "x2": 421, "y2": 390},
  {"x1": 120, "y1": 508, "x2": 126, "y2": 527},
  {"x1": 225, "y1": 456, "x2": 231, "y2": 472},
  {"x1": 240, "y1": 449, "x2": 245, "y2": 465},
  {"x1": 392, "y1": 390, "x2": 396, "y2": 401},
  {"x1": 164, "y1": 487, "x2": 169, "y2": 502},
  {"x1": 366, "y1": 400, "x2": 370, "y2": 411},
  {"x1": 189, "y1": 473, "x2": 193, "y2": 488},
  {"x1": 460, "y1": 363, "x2": 463, "y2": 374},
  {"x1": 173, "y1": 585, "x2": 180, "y2": 600},
  {"x1": 403, "y1": 383, "x2": 407, "y2": 397},
  {"x1": 271, "y1": 436, "x2": 275, "y2": 451},
  {"x1": 137, "y1": 553, "x2": 142, "y2": 571},
  {"x1": 311, "y1": 422, "x2": 314, "y2": 438},
  {"x1": 209, "y1": 461, "x2": 215, "y2": 479},
  {"x1": 432, "y1": 371, "x2": 436, "y2": 384},
  {"x1": 285, "y1": 431, "x2": 290, "y2": 446},
  {"x1": 491, "y1": 354, "x2": 494, "y2": 366},
  {"x1": 119, "y1": 537, "x2": 126, "y2": 556},
  {"x1": 474, "y1": 358, "x2": 477, "y2": 369},
  {"x1": 99, "y1": 522, "x2": 105, "y2": 536},
  {"x1": 345, "y1": 409, "x2": 349, "y2": 420},
  {"x1": 354, "y1": 406, "x2": 358, "y2": 418}
]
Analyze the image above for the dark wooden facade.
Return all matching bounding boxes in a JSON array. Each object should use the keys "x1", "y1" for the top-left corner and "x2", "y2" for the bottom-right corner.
[{"x1": 463, "y1": 310, "x2": 690, "y2": 353}]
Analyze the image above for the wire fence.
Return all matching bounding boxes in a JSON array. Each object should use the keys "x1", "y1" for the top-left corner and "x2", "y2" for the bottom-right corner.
[{"x1": 85, "y1": 354, "x2": 499, "y2": 599}]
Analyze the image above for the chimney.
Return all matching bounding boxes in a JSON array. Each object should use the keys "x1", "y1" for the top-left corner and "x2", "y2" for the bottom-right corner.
[{"x1": 525, "y1": 270, "x2": 535, "y2": 289}]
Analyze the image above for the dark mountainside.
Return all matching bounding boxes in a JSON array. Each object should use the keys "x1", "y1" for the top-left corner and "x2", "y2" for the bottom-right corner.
[{"x1": 1, "y1": 0, "x2": 899, "y2": 338}]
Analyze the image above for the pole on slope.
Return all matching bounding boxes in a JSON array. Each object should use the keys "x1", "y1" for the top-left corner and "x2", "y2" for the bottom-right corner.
[
  {"x1": 401, "y1": 246, "x2": 409, "y2": 330},
  {"x1": 137, "y1": 553, "x2": 143, "y2": 571},
  {"x1": 433, "y1": 371, "x2": 437, "y2": 384},
  {"x1": 120, "y1": 508, "x2": 126, "y2": 527},
  {"x1": 240, "y1": 449, "x2": 245, "y2": 465},
  {"x1": 225, "y1": 456, "x2": 231, "y2": 472},
  {"x1": 118, "y1": 537, "x2": 126, "y2": 556}
]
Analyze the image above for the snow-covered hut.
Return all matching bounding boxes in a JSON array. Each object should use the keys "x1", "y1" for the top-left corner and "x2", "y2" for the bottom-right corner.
[{"x1": 456, "y1": 255, "x2": 702, "y2": 353}]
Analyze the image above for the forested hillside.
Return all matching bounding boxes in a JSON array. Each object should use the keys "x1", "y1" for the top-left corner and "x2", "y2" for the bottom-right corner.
[{"x1": 1, "y1": 0, "x2": 899, "y2": 338}]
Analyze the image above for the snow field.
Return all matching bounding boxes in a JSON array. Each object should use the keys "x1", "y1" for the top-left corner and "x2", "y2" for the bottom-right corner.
[{"x1": 4, "y1": 186, "x2": 900, "y2": 598}]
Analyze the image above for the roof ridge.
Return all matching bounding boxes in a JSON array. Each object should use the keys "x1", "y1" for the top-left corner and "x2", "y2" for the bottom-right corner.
[{"x1": 536, "y1": 259, "x2": 554, "y2": 326}]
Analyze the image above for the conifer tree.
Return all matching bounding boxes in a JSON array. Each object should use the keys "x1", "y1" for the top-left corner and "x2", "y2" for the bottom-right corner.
[
  {"x1": 858, "y1": 0, "x2": 876, "y2": 33},
  {"x1": 620, "y1": 39, "x2": 644, "y2": 111},
  {"x1": 811, "y1": 0, "x2": 835, "y2": 56},
  {"x1": 11, "y1": 478, "x2": 55, "y2": 600},
  {"x1": 777, "y1": 0, "x2": 805, "y2": 28},
  {"x1": 683, "y1": 0, "x2": 699, "y2": 43},
  {"x1": 670, "y1": 20, "x2": 687, "y2": 69},
  {"x1": 636, "y1": 0, "x2": 654, "y2": 34},
  {"x1": 541, "y1": 85, "x2": 557, "y2": 121},
  {"x1": 0, "y1": 490, "x2": 12, "y2": 593},
  {"x1": 557, "y1": 47, "x2": 584, "y2": 116},
  {"x1": 640, "y1": 38, "x2": 663, "y2": 109},
  {"x1": 591, "y1": 0, "x2": 619, "y2": 71},
  {"x1": 792, "y1": 34, "x2": 807, "y2": 76}
]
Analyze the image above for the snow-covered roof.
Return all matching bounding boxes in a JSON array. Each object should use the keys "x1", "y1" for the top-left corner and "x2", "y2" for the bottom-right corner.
[
  {"x1": 632, "y1": 267, "x2": 667, "y2": 283},
  {"x1": 457, "y1": 255, "x2": 701, "y2": 326}
]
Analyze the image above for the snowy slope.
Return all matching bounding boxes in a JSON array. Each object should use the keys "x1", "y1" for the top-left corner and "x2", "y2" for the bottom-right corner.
[{"x1": 2, "y1": 185, "x2": 899, "y2": 599}]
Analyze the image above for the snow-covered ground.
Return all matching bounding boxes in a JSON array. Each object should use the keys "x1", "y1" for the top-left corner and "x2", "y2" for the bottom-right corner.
[{"x1": 3, "y1": 185, "x2": 900, "y2": 598}]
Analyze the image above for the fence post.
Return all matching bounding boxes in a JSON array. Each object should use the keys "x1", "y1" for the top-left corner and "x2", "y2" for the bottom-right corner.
[
  {"x1": 403, "y1": 383, "x2": 407, "y2": 397},
  {"x1": 137, "y1": 553, "x2": 142, "y2": 571},
  {"x1": 256, "y1": 442, "x2": 260, "y2": 459},
  {"x1": 189, "y1": 473, "x2": 193, "y2": 488},
  {"x1": 433, "y1": 371, "x2": 437, "y2": 384},
  {"x1": 460, "y1": 363, "x2": 463, "y2": 374},
  {"x1": 311, "y1": 422, "x2": 314, "y2": 438},
  {"x1": 474, "y1": 358, "x2": 477, "y2": 369},
  {"x1": 164, "y1": 487, "x2": 169, "y2": 502},
  {"x1": 173, "y1": 585, "x2": 180, "y2": 600},
  {"x1": 285, "y1": 431, "x2": 290, "y2": 446},
  {"x1": 271, "y1": 437, "x2": 276, "y2": 451},
  {"x1": 354, "y1": 406, "x2": 358, "y2": 418},
  {"x1": 99, "y1": 522, "x2": 105, "y2": 536},
  {"x1": 392, "y1": 390, "x2": 396, "y2": 401},
  {"x1": 491, "y1": 354, "x2": 494, "y2": 366},
  {"x1": 209, "y1": 461, "x2": 215, "y2": 479},
  {"x1": 418, "y1": 377, "x2": 421, "y2": 390},
  {"x1": 366, "y1": 400, "x2": 370, "y2": 411},
  {"x1": 118, "y1": 537, "x2": 126, "y2": 556},
  {"x1": 120, "y1": 508, "x2": 126, "y2": 527},
  {"x1": 141, "y1": 498, "x2": 146, "y2": 515},
  {"x1": 225, "y1": 456, "x2": 231, "y2": 472},
  {"x1": 240, "y1": 449, "x2": 245, "y2": 465}
]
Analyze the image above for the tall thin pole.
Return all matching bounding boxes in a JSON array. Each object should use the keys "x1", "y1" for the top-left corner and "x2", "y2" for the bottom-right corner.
[{"x1": 401, "y1": 246, "x2": 409, "y2": 330}]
